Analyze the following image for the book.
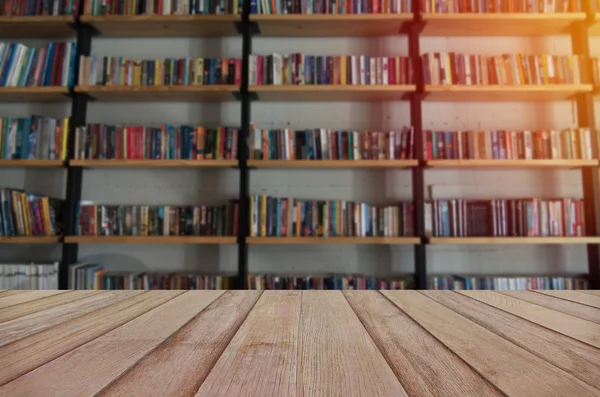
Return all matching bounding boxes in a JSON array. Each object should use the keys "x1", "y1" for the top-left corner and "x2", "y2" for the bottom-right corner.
[
  {"x1": 252, "y1": 0, "x2": 412, "y2": 14},
  {"x1": 1, "y1": 0, "x2": 78, "y2": 16},
  {"x1": 422, "y1": 53, "x2": 582, "y2": 85},
  {"x1": 425, "y1": 198, "x2": 585, "y2": 237},
  {"x1": 423, "y1": 128, "x2": 593, "y2": 160},
  {"x1": 79, "y1": 55, "x2": 242, "y2": 87},
  {"x1": 247, "y1": 274, "x2": 413, "y2": 289},
  {"x1": 83, "y1": 0, "x2": 243, "y2": 15},
  {"x1": 0, "y1": 189, "x2": 63, "y2": 237},
  {"x1": 420, "y1": 0, "x2": 581, "y2": 13},
  {"x1": 250, "y1": 126, "x2": 414, "y2": 160},
  {"x1": 74, "y1": 202, "x2": 239, "y2": 237},
  {"x1": 0, "y1": 116, "x2": 69, "y2": 160},
  {"x1": 0, "y1": 262, "x2": 59, "y2": 289},
  {"x1": 250, "y1": 195, "x2": 414, "y2": 237},
  {"x1": 74, "y1": 123, "x2": 239, "y2": 160},
  {"x1": 428, "y1": 274, "x2": 588, "y2": 290},
  {"x1": 0, "y1": 41, "x2": 77, "y2": 87},
  {"x1": 249, "y1": 54, "x2": 412, "y2": 85}
]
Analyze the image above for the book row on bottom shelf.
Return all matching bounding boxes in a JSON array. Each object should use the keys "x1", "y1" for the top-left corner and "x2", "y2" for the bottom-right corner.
[
  {"x1": 0, "y1": 263, "x2": 59, "y2": 289},
  {"x1": 428, "y1": 274, "x2": 589, "y2": 290},
  {"x1": 1, "y1": 189, "x2": 63, "y2": 237}
]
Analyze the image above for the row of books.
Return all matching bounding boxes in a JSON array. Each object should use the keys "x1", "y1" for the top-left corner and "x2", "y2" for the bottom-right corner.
[
  {"x1": 0, "y1": 42, "x2": 77, "y2": 88},
  {"x1": 1, "y1": 189, "x2": 62, "y2": 237},
  {"x1": 69, "y1": 263, "x2": 235, "y2": 289},
  {"x1": 1, "y1": 116, "x2": 69, "y2": 161},
  {"x1": 248, "y1": 274, "x2": 413, "y2": 289},
  {"x1": 83, "y1": 0, "x2": 243, "y2": 15},
  {"x1": 249, "y1": 54, "x2": 413, "y2": 85},
  {"x1": 422, "y1": 53, "x2": 582, "y2": 86},
  {"x1": 425, "y1": 198, "x2": 585, "y2": 237},
  {"x1": 75, "y1": 202, "x2": 239, "y2": 236},
  {"x1": 424, "y1": 128, "x2": 593, "y2": 161},
  {"x1": 250, "y1": 127, "x2": 415, "y2": 160},
  {"x1": 421, "y1": 0, "x2": 581, "y2": 13},
  {"x1": 74, "y1": 124, "x2": 239, "y2": 160},
  {"x1": 2, "y1": 0, "x2": 78, "y2": 16},
  {"x1": 428, "y1": 275, "x2": 588, "y2": 290},
  {"x1": 250, "y1": 196, "x2": 414, "y2": 237},
  {"x1": 252, "y1": 0, "x2": 412, "y2": 14},
  {"x1": 79, "y1": 56, "x2": 242, "y2": 87},
  {"x1": 0, "y1": 263, "x2": 59, "y2": 289}
]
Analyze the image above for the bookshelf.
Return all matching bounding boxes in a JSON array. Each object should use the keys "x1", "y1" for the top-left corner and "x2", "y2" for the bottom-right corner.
[
  {"x1": 69, "y1": 160, "x2": 237, "y2": 168},
  {"x1": 0, "y1": 16, "x2": 75, "y2": 38},
  {"x1": 0, "y1": 87, "x2": 70, "y2": 103}
]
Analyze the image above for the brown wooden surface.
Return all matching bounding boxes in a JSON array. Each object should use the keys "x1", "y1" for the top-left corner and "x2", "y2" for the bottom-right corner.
[
  {"x1": 0, "y1": 16, "x2": 75, "y2": 38},
  {"x1": 248, "y1": 160, "x2": 418, "y2": 168},
  {"x1": 246, "y1": 237, "x2": 420, "y2": 245},
  {"x1": 425, "y1": 159, "x2": 597, "y2": 169},
  {"x1": 424, "y1": 84, "x2": 592, "y2": 102},
  {"x1": 64, "y1": 236, "x2": 236, "y2": 244},
  {"x1": 0, "y1": 236, "x2": 61, "y2": 244},
  {"x1": 0, "y1": 87, "x2": 70, "y2": 102},
  {"x1": 0, "y1": 159, "x2": 65, "y2": 167},
  {"x1": 251, "y1": 85, "x2": 416, "y2": 101},
  {"x1": 74, "y1": 85, "x2": 238, "y2": 102},
  {"x1": 70, "y1": 159, "x2": 237, "y2": 168},
  {"x1": 429, "y1": 237, "x2": 600, "y2": 244},
  {"x1": 0, "y1": 290, "x2": 599, "y2": 396}
]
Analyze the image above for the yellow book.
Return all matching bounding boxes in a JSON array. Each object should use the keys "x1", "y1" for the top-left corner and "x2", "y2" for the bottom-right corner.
[
  {"x1": 341, "y1": 56, "x2": 347, "y2": 85},
  {"x1": 396, "y1": 56, "x2": 401, "y2": 84},
  {"x1": 261, "y1": 196, "x2": 267, "y2": 237},
  {"x1": 249, "y1": 195, "x2": 255, "y2": 236},
  {"x1": 196, "y1": 59, "x2": 203, "y2": 85},
  {"x1": 41, "y1": 197, "x2": 51, "y2": 235},
  {"x1": 517, "y1": 54, "x2": 525, "y2": 85},
  {"x1": 134, "y1": 61, "x2": 141, "y2": 86},
  {"x1": 20, "y1": 193, "x2": 31, "y2": 236},
  {"x1": 216, "y1": 127, "x2": 222, "y2": 160},
  {"x1": 61, "y1": 118, "x2": 69, "y2": 160},
  {"x1": 155, "y1": 60, "x2": 161, "y2": 85},
  {"x1": 445, "y1": 53, "x2": 451, "y2": 85}
]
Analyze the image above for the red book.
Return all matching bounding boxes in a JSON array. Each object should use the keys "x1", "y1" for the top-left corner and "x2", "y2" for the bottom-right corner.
[
  {"x1": 51, "y1": 43, "x2": 63, "y2": 86},
  {"x1": 389, "y1": 57, "x2": 395, "y2": 85},
  {"x1": 331, "y1": 131, "x2": 338, "y2": 160},
  {"x1": 234, "y1": 59, "x2": 242, "y2": 86},
  {"x1": 116, "y1": 127, "x2": 122, "y2": 159}
]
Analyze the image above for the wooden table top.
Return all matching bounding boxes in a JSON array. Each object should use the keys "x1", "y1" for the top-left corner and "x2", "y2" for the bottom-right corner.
[{"x1": 0, "y1": 290, "x2": 599, "y2": 396}]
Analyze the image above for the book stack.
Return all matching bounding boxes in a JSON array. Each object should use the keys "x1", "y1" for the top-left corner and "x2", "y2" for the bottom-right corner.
[
  {"x1": 251, "y1": 126, "x2": 414, "y2": 160},
  {"x1": 422, "y1": 53, "x2": 582, "y2": 85},
  {"x1": 250, "y1": 195, "x2": 414, "y2": 237},
  {"x1": 75, "y1": 202, "x2": 239, "y2": 236},
  {"x1": 0, "y1": 42, "x2": 77, "y2": 88},
  {"x1": 83, "y1": 0, "x2": 243, "y2": 15},
  {"x1": 247, "y1": 274, "x2": 413, "y2": 290},
  {"x1": 79, "y1": 56, "x2": 242, "y2": 87},
  {"x1": 74, "y1": 123, "x2": 239, "y2": 160},
  {"x1": 424, "y1": 128, "x2": 593, "y2": 160},
  {"x1": 250, "y1": 54, "x2": 413, "y2": 85},
  {"x1": 2, "y1": 0, "x2": 78, "y2": 15},
  {"x1": 251, "y1": 0, "x2": 412, "y2": 14},
  {"x1": 428, "y1": 275, "x2": 588, "y2": 290},
  {"x1": 0, "y1": 263, "x2": 59, "y2": 289},
  {"x1": 420, "y1": 0, "x2": 581, "y2": 13},
  {"x1": 425, "y1": 198, "x2": 585, "y2": 237},
  {"x1": 1, "y1": 116, "x2": 69, "y2": 161},
  {"x1": 69, "y1": 263, "x2": 234, "y2": 289},
  {"x1": 1, "y1": 189, "x2": 63, "y2": 237}
]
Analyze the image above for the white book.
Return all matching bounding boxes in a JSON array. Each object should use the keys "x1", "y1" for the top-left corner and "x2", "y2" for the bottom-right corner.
[
  {"x1": 464, "y1": 54, "x2": 472, "y2": 85},
  {"x1": 382, "y1": 57, "x2": 388, "y2": 85},
  {"x1": 359, "y1": 55, "x2": 365, "y2": 85},
  {"x1": 369, "y1": 57, "x2": 376, "y2": 85},
  {"x1": 376, "y1": 57, "x2": 382, "y2": 85},
  {"x1": 7, "y1": 45, "x2": 26, "y2": 87},
  {"x1": 547, "y1": 55, "x2": 555, "y2": 80},
  {"x1": 351, "y1": 56, "x2": 358, "y2": 85},
  {"x1": 320, "y1": 129, "x2": 327, "y2": 160},
  {"x1": 354, "y1": 131, "x2": 360, "y2": 160},
  {"x1": 524, "y1": 130, "x2": 532, "y2": 159}
]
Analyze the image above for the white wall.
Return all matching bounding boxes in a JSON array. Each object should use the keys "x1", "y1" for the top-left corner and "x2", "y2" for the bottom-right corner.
[{"x1": 1, "y1": 31, "x2": 598, "y2": 279}]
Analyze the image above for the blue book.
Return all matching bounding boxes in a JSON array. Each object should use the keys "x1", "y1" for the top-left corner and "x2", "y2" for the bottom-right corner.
[
  {"x1": 276, "y1": 199, "x2": 281, "y2": 237},
  {"x1": 68, "y1": 42, "x2": 77, "y2": 87},
  {"x1": 250, "y1": 0, "x2": 257, "y2": 13},
  {"x1": 0, "y1": 44, "x2": 17, "y2": 86},
  {"x1": 43, "y1": 43, "x2": 55, "y2": 86},
  {"x1": 337, "y1": 131, "x2": 343, "y2": 159}
]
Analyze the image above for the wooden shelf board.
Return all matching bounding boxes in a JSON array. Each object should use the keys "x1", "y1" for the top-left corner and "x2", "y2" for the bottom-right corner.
[
  {"x1": 429, "y1": 237, "x2": 600, "y2": 245},
  {"x1": 588, "y1": 13, "x2": 600, "y2": 36},
  {"x1": 0, "y1": 16, "x2": 75, "y2": 38},
  {"x1": 0, "y1": 236, "x2": 60, "y2": 244},
  {"x1": 420, "y1": 13, "x2": 586, "y2": 36},
  {"x1": 79, "y1": 15, "x2": 240, "y2": 37},
  {"x1": 75, "y1": 85, "x2": 238, "y2": 102},
  {"x1": 0, "y1": 159, "x2": 64, "y2": 167},
  {"x1": 250, "y1": 14, "x2": 413, "y2": 36},
  {"x1": 248, "y1": 160, "x2": 418, "y2": 168},
  {"x1": 250, "y1": 85, "x2": 416, "y2": 101},
  {"x1": 64, "y1": 236, "x2": 236, "y2": 244},
  {"x1": 247, "y1": 237, "x2": 420, "y2": 245},
  {"x1": 425, "y1": 159, "x2": 597, "y2": 168},
  {"x1": 424, "y1": 84, "x2": 592, "y2": 102},
  {"x1": 70, "y1": 159, "x2": 237, "y2": 168},
  {"x1": 0, "y1": 87, "x2": 70, "y2": 103}
]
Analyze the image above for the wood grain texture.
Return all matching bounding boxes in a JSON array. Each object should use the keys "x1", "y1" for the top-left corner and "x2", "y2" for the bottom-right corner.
[
  {"x1": 0, "y1": 16, "x2": 75, "y2": 38},
  {"x1": 581, "y1": 290, "x2": 600, "y2": 297},
  {"x1": 0, "y1": 290, "x2": 68, "y2": 309},
  {"x1": 99, "y1": 291, "x2": 261, "y2": 397},
  {"x1": 0, "y1": 291, "x2": 142, "y2": 346},
  {"x1": 382, "y1": 291, "x2": 600, "y2": 397},
  {"x1": 0, "y1": 291, "x2": 27, "y2": 297},
  {"x1": 299, "y1": 291, "x2": 407, "y2": 397},
  {"x1": 343, "y1": 291, "x2": 502, "y2": 397},
  {"x1": 0, "y1": 236, "x2": 61, "y2": 244},
  {"x1": 534, "y1": 290, "x2": 600, "y2": 309},
  {"x1": 500, "y1": 290, "x2": 600, "y2": 324},
  {"x1": 460, "y1": 291, "x2": 600, "y2": 348},
  {"x1": 0, "y1": 290, "x2": 100, "y2": 323},
  {"x1": 423, "y1": 291, "x2": 600, "y2": 389},
  {"x1": 195, "y1": 291, "x2": 302, "y2": 397},
  {"x1": 0, "y1": 291, "x2": 223, "y2": 397},
  {"x1": 0, "y1": 291, "x2": 182, "y2": 386}
]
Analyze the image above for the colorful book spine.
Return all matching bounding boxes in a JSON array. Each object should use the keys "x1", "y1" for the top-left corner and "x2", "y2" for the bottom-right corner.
[
  {"x1": 0, "y1": 262, "x2": 59, "y2": 289},
  {"x1": 1, "y1": 0, "x2": 78, "y2": 16},
  {"x1": 420, "y1": 0, "x2": 581, "y2": 12},
  {"x1": 428, "y1": 275, "x2": 588, "y2": 290},
  {"x1": 252, "y1": 0, "x2": 412, "y2": 14},
  {"x1": 0, "y1": 116, "x2": 69, "y2": 161},
  {"x1": 83, "y1": 0, "x2": 243, "y2": 15},
  {"x1": 0, "y1": 189, "x2": 63, "y2": 237},
  {"x1": 247, "y1": 274, "x2": 413, "y2": 290}
]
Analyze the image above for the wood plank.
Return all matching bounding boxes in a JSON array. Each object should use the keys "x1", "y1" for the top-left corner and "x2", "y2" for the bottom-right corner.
[
  {"x1": 0, "y1": 16, "x2": 75, "y2": 38},
  {"x1": 0, "y1": 290, "x2": 183, "y2": 386},
  {"x1": 0, "y1": 291, "x2": 224, "y2": 397},
  {"x1": 75, "y1": 85, "x2": 237, "y2": 102},
  {"x1": 425, "y1": 159, "x2": 597, "y2": 169},
  {"x1": 98, "y1": 291, "x2": 261, "y2": 397},
  {"x1": 298, "y1": 291, "x2": 407, "y2": 397},
  {"x1": 382, "y1": 291, "x2": 599, "y2": 397},
  {"x1": 424, "y1": 84, "x2": 592, "y2": 102},
  {"x1": 423, "y1": 291, "x2": 600, "y2": 389},
  {"x1": 581, "y1": 290, "x2": 600, "y2": 297},
  {"x1": 63, "y1": 236, "x2": 236, "y2": 244},
  {"x1": 0, "y1": 290, "x2": 68, "y2": 309},
  {"x1": 251, "y1": 85, "x2": 415, "y2": 101},
  {"x1": 0, "y1": 236, "x2": 61, "y2": 244},
  {"x1": 0, "y1": 291, "x2": 28, "y2": 298},
  {"x1": 428, "y1": 237, "x2": 600, "y2": 244},
  {"x1": 460, "y1": 291, "x2": 600, "y2": 348},
  {"x1": 343, "y1": 291, "x2": 502, "y2": 397},
  {"x1": 0, "y1": 159, "x2": 64, "y2": 167},
  {"x1": 0, "y1": 86, "x2": 70, "y2": 102},
  {"x1": 70, "y1": 159, "x2": 237, "y2": 168},
  {"x1": 195, "y1": 291, "x2": 302, "y2": 397},
  {"x1": 248, "y1": 159, "x2": 418, "y2": 168},
  {"x1": 534, "y1": 290, "x2": 600, "y2": 309},
  {"x1": 0, "y1": 291, "x2": 143, "y2": 346},
  {"x1": 500, "y1": 290, "x2": 600, "y2": 324},
  {"x1": 246, "y1": 237, "x2": 420, "y2": 245},
  {"x1": 0, "y1": 290, "x2": 100, "y2": 324}
]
